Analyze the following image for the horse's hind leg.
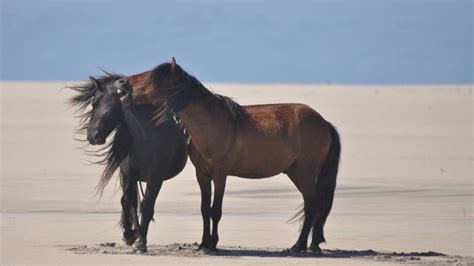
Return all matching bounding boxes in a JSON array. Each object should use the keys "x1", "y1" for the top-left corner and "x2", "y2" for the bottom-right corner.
[
  {"x1": 134, "y1": 179, "x2": 163, "y2": 253},
  {"x1": 290, "y1": 192, "x2": 316, "y2": 252},
  {"x1": 309, "y1": 210, "x2": 327, "y2": 253},
  {"x1": 286, "y1": 166, "x2": 317, "y2": 252},
  {"x1": 119, "y1": 165, "x2": 139, "y2": 246},
  {"x1": 309, "y1": 175, "x2": 337, "y2": 253}
]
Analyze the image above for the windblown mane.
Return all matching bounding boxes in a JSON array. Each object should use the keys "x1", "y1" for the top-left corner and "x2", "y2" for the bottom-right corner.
[
  {"x1": 67, "y1": 72, "x2": 130, "y2": 196},
  {"x1": 68, "y1": 72, "x2": 125, "y2": 133},
  {"x1": 149, "y1": 63, "x2": 246, "y2": 123},
  {"x1": 91, "y1": 124, "x2": 131, "y2": 196}
]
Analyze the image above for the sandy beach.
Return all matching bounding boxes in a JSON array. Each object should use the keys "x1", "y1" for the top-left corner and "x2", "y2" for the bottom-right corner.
[{"x1": 1, "y1": 82, "x2": 472, "y2": 265}]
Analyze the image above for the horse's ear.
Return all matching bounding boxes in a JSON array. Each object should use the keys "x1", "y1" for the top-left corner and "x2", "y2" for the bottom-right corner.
[
  {"x1": 171, "y1": 57, "x2": 176, "y2": 72},
  {"x1": 89, "y1": 77, "x2": 102, "y2": 91}
]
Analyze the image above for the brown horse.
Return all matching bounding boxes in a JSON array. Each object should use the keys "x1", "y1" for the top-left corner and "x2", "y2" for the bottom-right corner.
[{"x1": 117, "y1": 59, "x2": 341, "y2": 253}]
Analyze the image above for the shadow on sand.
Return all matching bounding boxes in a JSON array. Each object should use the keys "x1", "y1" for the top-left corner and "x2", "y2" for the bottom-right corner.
[
  {"x1": 214, "y1": 247, "x2": 444, "y2": 259},
  {"x1": 61, "y1": 242, "x2": 464, "y2": 264}
]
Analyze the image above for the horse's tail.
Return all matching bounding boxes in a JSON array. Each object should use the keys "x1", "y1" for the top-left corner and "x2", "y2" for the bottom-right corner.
[
  {"x1": 289, "y1": 122, "x2": 340, "y2": 241},
  {"x1": 311, "y1": 122, "x2": 340, "y2": 243}
]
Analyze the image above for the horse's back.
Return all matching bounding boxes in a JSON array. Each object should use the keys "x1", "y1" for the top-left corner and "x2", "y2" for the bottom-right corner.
[
  {"x1": 229, "y1": 103, "x2": 330, "y2": 178},
  {"x1": 242, "y1": 103, "x2": 329, "y2": 136}
]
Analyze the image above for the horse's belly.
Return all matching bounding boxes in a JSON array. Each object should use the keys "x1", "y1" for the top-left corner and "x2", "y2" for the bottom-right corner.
[
  {"x1": 229, "y1": 146, "x2": 295, "y2": 179},
  {"x1": 230, "y1": 169, "x2": 286, "y2": 179},
  {"x1": 129, "y1": 139, "x2": 187, "y2": 182}
]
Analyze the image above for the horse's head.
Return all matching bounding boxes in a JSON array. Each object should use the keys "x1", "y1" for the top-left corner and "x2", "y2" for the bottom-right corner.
[
  {"x1": 118, "y1": 58, "x2": 195, "y2": 125},
  {"x1": 86, "y1": 77, "x2": 130, "y2": 145},
  {"x1": 121, "y1": 58, "x2": 188, "y2": 108}
]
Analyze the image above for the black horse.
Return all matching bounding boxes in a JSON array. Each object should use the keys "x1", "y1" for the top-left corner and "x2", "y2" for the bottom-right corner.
[{"x1": 68, "y1": 73, "x2": 188, "y2": 253}]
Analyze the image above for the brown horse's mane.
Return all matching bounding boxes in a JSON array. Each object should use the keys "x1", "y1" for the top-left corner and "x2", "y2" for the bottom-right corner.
[
  {"x1": 67, "y1": 72, "x2": 130, "y2": 196},
  {"x1": 149, "y1": 63, "x2": 246, "y2": 123}
]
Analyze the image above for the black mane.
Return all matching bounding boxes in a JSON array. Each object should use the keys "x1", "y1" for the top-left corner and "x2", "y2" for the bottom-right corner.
[
  {"x1": 214, "y1": 94, "x2": 246, "y2": 120},
  {"x1": 68, "y1": 71, "x2": 124, "y2": 133},
  {"x1": 67, "y1": 72, "x2": 129, "y2": 196},
  {"x1": 149, "y1": 63, "x2": 246, "y2": 122}
]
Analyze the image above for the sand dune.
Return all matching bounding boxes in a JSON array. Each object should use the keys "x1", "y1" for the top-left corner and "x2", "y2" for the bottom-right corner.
[{"x1": 1, "y1": 83, "x2": 472, "y2": 265}]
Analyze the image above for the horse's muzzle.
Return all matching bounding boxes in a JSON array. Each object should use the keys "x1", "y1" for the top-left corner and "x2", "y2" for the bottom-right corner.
[{"x1": 87, "y1": 130, "x2": 105, "y2": 145}]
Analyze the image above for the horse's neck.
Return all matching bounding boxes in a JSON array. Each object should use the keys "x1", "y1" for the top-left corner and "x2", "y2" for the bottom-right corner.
[
  {"x1": 177, "y1": 92, "x2": 236, "y2": 159},
  {"x1": 129, "y1": 70, "x2": 154, "y2": 106},
  {"x1": 122, "y1": 107, "x2": 154, "y2": 141}
]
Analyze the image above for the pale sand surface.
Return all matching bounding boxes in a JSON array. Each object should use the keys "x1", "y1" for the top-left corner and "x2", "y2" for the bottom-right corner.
[{"x1": 1, "y1": 82, "x2": 472, "y2": 265}]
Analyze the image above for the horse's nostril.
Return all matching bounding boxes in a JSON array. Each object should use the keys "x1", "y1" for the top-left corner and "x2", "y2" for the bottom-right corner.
[
  {"x1": 88, "y1": 130, "x2": 101, "y2": 145},
  {"x1": 119, "y1": 79, "x2": 126, "y2": 84}
]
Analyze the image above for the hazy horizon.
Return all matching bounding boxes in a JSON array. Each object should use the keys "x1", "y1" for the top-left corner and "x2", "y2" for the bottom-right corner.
[{"x1": 1, "y1": 0, "x2": 472, "y2": 84}]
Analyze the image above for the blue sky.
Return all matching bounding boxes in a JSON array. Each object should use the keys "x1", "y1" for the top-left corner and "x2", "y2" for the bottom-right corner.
[{"x1": 1, "y1": 0, "x2": 472, "y2": 83}]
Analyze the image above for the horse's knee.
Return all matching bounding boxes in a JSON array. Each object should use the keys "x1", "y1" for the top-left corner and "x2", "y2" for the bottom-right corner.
[{"x1": 211, "y1": 205, "x2": 222, "y2": 222}]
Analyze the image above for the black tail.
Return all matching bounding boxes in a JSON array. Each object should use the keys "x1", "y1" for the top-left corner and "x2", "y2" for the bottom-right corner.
[
  {"x1": 312, "y1": 122, "x2": 341, "y2": 244},
  {"x1": 288, "y1": 122, "x2": 341, "y2": 237}
]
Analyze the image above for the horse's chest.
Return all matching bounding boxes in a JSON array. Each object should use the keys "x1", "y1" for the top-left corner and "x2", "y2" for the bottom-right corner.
[{"x1": 187, "y1": 144, "x2": 219, "y2": 176}]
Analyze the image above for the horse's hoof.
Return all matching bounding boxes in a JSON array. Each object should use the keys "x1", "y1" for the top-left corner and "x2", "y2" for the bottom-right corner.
[
  {"x1": 289, "y1": 244, "x2": 307, "y2": 252},
  {"x1": 309, "y1": 243, "x2": 322, "y2": 254},
  {"x1": 133, "y1": 239, "x2": 147, "y2": 253},
  {"x1": 198, "y1": 242, "x2": 208, "y2": 250},
  {"x1": 123, "y1": 236, "x2": 137, "y2": 246},
  {"x1": 197, "y1": 243, "x2": 216, "y2": 254},
  {"x1": 197, "y1": 246, "x2": 211, "y2": 254},
  {"x1": 123, "y1": 231, "x2": 137, "y2": 246},
  {"x1": 134, "y1": 248, "x2": 146, "y2": 254},
  {"x1": 133, "y1": 246, "x2": 147, "y2": 254}
]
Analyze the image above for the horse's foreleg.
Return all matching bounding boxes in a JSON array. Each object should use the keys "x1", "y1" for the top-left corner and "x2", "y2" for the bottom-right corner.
[
  {"x1": 210, "y1": 176, "x2": 227, "y2": 250},
  {"x1": 134, "y1": 179, "x2": 162, "y2": 253},
  {"x1": 196, "y1": 170, "x2": 212, "y2": 250},
  {"x1": 119, "y1": 168, "x2": 139, "y2": 246}
]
